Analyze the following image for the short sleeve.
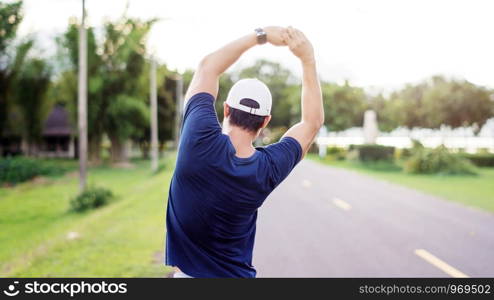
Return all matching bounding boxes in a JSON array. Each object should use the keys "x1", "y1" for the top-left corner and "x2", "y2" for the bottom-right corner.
[
  {"x1": 181, "y1": 93, "x2": 222, "y2": 145},
  {"x1": 262, "y1": 137, "x2": 303, "y2": 187}
]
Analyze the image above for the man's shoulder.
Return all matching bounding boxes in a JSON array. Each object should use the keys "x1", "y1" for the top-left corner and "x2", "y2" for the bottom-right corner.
[
  {"x1": 185, "y1": 92, "x2": 216, "y2": 112},
  {"x1": 255, "y1": 137, "x2": 303, "y2": 185},
  {"x1": 181, "y1": 92, "x2": 222, "y2": 140}
]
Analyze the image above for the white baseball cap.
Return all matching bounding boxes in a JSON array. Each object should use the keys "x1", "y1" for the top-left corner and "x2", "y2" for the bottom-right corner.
[{"x1": 225, "y1": 78, "x2": 272, "y2": 116}]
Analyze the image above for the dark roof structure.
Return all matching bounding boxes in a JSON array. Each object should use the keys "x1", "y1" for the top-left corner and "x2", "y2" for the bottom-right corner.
[{"x1": 43, "y1": 105, "x2": 72, "y2": 136}]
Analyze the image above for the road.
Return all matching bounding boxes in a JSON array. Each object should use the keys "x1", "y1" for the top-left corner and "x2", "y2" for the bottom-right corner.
[{"x1": 253, "y1": 160, "x2": 494, "y2": 277}]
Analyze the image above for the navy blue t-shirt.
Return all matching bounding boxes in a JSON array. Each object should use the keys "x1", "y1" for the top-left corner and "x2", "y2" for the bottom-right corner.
[{"x1": 165, "y1": 92, "x2": 302, "y2": 278}]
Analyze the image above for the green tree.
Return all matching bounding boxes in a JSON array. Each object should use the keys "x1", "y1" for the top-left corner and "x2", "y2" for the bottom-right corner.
[
  {"x1": 369, "y1": 93, "x2": 406, "y2": 132},
  {"x1": 55, "y1": 19, "x2": 103, "y2": 163},
  {"x1": 321, "y1": 81, "x2": 368, "y2": 131},
  {"x1": 14, "y1": 58, "x2": 52, "y2": 155},
  {"x1": 375, "y1": 76, "x2": 494, "y2": 131},
  {"x1": 424, "y1": 76, "x2": 493, "y2": 129},
  {"x1": 0, "y1": 0, "x2": 26, "y2": 138},
  {"x1": 100, "y1": 18, "x2": 156, "y2": 162},
  {"x1": 56, "y1": 15, "x2": 156, "y2": 163},
  {"x1": 1, "y1": 1, "x2": 52, "y2": 156}
]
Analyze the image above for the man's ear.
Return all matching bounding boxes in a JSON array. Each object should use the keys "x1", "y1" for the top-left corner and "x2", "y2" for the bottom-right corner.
[
  {"x1": 262, "y1": 115, "x2": 272, "y2": 129},
  {"x1": 224, "y1": 103, "x2": 230, "y2": 118}
]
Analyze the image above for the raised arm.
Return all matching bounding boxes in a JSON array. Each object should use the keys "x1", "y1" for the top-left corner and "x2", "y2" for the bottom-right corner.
[
  {"x1": 184, "y1": 27, "x2": 287, "y2": 104},
  {"x1": 282, "y1": 27, "x2": 324, "y2": 157}
]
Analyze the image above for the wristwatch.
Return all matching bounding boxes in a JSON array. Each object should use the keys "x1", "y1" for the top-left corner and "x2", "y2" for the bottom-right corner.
[{"x1": 254, "y1": 28, "x2": 267, "y2": 44}]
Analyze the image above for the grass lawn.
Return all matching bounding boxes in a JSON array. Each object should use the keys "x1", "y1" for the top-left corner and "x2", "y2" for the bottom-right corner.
[
  {"x1": 0, "y1": 157, "x2": 174, "y2": 277},
  {"x1": 309, "y1": 154, "x2": 494, "y2": 213}
]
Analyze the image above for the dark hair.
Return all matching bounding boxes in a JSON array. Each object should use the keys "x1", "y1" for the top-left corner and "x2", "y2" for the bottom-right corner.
[{"x1": 228, "y1": 98, "x2": 266, "y2": 133}]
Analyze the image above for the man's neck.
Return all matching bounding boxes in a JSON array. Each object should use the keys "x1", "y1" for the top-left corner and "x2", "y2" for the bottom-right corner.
[{"x1": 223, "y1": 125, "x2": 256, "y2": 158}]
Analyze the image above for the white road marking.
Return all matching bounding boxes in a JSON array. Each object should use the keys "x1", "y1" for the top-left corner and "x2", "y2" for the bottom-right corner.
[
  {"x1": 414, "y1": 249, "x2": 469, "y2": 278},
  {"x1": 332, "y1": 198, "x2": 352, "y2": 211}
]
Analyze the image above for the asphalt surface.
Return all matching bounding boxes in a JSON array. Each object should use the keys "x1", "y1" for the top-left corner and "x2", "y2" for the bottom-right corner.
[{"x1": 253, "y1": 159, "x2": 494, "y2": 277}]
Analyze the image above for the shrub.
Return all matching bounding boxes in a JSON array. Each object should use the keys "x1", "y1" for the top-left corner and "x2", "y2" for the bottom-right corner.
[
  {"x1": 327, "y1": 146, "x2": 347, "y2": 160},
  {"x1": 69, "y1": 186, "x2": 114, "y2": 212},
  {"x1": 0, "y1": 157, "x2": 67, "y2": 185},
  {"x1": 394, "y1": 148, "x2": 412, "y2": 161},
  {"x1": 476, "y1": 148, "x2": 490, "y2": 154},
  {"x1": 404, "y1": 145, "x2": 477, "y2": 175},
  {"x1": 359, "y1": 160, "x2": 402, "y2": 172},
  {"x1": 460, "y1": 153, "x2": 494, "y2": 167},
  {"x1": 350, "y1": 144, "x2": 395, "y2": 162},
  {"x1": 346, "y1": 148, "x2": 359, "y2": 161}
]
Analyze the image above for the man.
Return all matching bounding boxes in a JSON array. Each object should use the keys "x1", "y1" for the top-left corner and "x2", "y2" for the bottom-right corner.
[{"x1": 165, "y1": 26, "x2": 324, "y2": 278}]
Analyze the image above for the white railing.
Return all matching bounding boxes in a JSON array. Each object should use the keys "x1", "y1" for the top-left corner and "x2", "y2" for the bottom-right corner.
[
  {"x1": 316, "y1": 135, "x2": 494, "y2": 153},
  {"x1": 317, "y1": 118, "x2": 494, "y2": 154}
]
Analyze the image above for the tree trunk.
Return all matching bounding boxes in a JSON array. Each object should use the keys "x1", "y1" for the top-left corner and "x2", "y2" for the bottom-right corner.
[
  {"x1": 21, "y1": 138, "x2": 29, "y2": 156},
  {"x1": 159, "y1": 141, "x2": 166, "y2": 156},
  {"x1": 140, "y1": 141, "x2": 150, "y2": 159},
  {"x1": 27, "y1": 141, "x2": 33, "y2": 157},
  {"x1": 88, "y1": 135, "x2": 102, "y2": 165},
  {"x1": 109, "y1": 135, "x2": 129, "y2": 163}
]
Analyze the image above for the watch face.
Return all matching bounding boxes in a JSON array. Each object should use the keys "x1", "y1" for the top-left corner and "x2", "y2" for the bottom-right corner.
[{"x1": 255, "y1": 28, "x2": 267, "y2": 44}]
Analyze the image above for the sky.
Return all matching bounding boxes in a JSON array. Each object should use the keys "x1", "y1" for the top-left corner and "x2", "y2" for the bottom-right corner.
[{"x1": 15, "y1": 0, "x2": 494, "y2": 92}]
